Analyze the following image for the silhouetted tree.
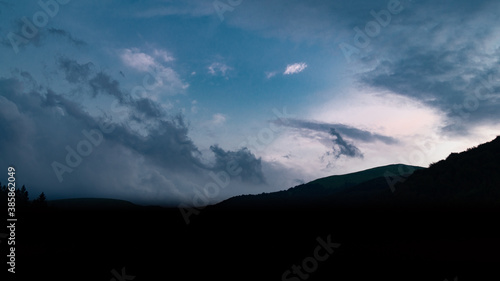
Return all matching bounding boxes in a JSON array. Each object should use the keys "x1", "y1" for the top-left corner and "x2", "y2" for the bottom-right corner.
[
  {"x1": 33, "y1": 192, "x2": 47, "y2": 208},
  {"x1": 16, "y1": 185, "x2": 29, "y2": 207},
  {"x1": 0, "y1": 183, "x2": 7, "y2": 211}
]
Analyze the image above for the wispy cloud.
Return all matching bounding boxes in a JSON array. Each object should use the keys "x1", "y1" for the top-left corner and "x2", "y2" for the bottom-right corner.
[
  {"x1": 284, "y1": 62, "x2": 307, "y2": 75},
  {"x1": 265, "y1": 71, "x2": 278, "y2": 79},
  {"x1": 154, "y1": 49, "x2": 175, "y2": 63},
  {"x1": 328, "y1": 128, "x2": 363, "y2": 159},
  {"x1": 274, "y1": 118, "x2": 398, "y2": 145},
  {"x1": 48, "y1": 28, "x2": 87, "y2": 47},
  {"x1": 133, "y1": 0, "x2": 214, "y2": 18},
  {"x1": 208, "y1": 62, "x2": 232, "y2": 77},
  {"x1": 210, "y1": 113, "x2": 227, "y2": 125}
]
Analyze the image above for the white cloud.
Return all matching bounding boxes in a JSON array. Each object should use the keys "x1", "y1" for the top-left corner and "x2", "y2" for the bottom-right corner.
[
  {"x1": 120, "y1": 48, "x2": 157, "y2": 72},
  {"x1": 134, "y1": 1, "x2": 215, "y2": 18},
  {"x1": 208, "y1": 62, "x2": 231, "y2": 76},
  {"x1": 189, "y1": 100, "x2": 198, "y2": 113},
  {"x1": 210, "y1": 113, "x2": 227, "y2": 125},
  {"x1": 284, "y1": 62, "x2": 307, "y2": 75},
  {"x1": 118, "y1": 48, "x2": 188, "y2": 98},
  {"x1": 153, "y1": 49, "x2": 175, "y2": 63},
  {"x1": 265, "y1": 71, "x2": 278, "y2": 79},
  {"x1": 120, "y1": 48, "x2": 175, "y2": 71}
]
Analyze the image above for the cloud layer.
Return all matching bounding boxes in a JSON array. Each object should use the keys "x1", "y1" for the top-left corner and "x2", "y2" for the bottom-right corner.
[{"x1": 0, "y1": 60, "x2": 266, "y2": 205}]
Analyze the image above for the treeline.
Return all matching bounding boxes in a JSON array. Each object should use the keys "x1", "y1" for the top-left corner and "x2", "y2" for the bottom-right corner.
[
  {"x1": 395, "y1": 136, "x2": 500, "y2": 206},
  {"x1": 0, "y1": 183, "x2": 47, "y2": 208}
]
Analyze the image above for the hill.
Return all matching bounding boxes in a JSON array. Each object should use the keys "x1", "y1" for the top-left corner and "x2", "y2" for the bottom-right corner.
[
  {"x1": 393, "y1": 136, "x2": 500, "y2": 208},
  {"x1": 12, "y1": 136, "x2": 500, "y2": 280},
  {"x1": 47, "y1": 198, "x2": 140, "y2": 210},
  {"x1": 212, "y1": 164, "x2": 423, "y2": 209},
  {"x1": 212, "y1": 136, "x2": 500, "y2": 210}
]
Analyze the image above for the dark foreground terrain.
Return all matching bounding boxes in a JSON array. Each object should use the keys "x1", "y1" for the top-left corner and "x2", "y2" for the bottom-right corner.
[
  {"x1": 4, "y1": 136, "x2": 500, "y2": 280},
  {"x1": 6, "y1": 205, "x2": 500, "y2": 280}
]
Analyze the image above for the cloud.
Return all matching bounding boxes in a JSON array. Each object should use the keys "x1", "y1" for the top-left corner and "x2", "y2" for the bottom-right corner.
[
  {"x1": 190, "y1": 100, "x2": 198, "y2": 114},
  {"x1": 350, "y1": 0, "x2": 500, "y2": 135},
  {"x1": 133, "y1": 0, "x2": 215, "y2": 18},
  {"x1": 0, "y1": 24, "x2": 86, "y2": 52},
  {"x1": 210, "y1": 145, "x2": 266, "y2": 184},
  {"x1": 210, "y1": 113, "x2": 227, "y2": 125},
  {"x1": 120, "y1": 48, "x2": 157, "y2": 72},
  {"x1": 132, "y1": 98, "x2": 163, "y2": 118},
  {"x1": 0, "y1": 74, "x2": 226, "y2": 205},
  {"x1": 215, "y1": 0, "x2": 417, "y2": 43},
  {"x1": 57, "y1": 58, "x2": 183, "y2": 123},
  {"x1": 153, "y1": 49, "x2": 175, "y2": 63},
  {"x1": 268, "y1": 117, "x2": 399, "y2": 168},
  {"x1": 283, "y1": 62, "x2": 307, "y2": 75},
  {"x1": 118, "y1": 48, "x2": 188, "y2": 97},
  {"x1": 208, "y1": 62, "x2": 232, "y2": 77},
  {"x1": 265, "y1": 71, "x2": 278, "y2": 79},
  {"x1": 82, "y1": 69, "x2": 174, "y2": 122},
  {"x1": 47, "y1": 28, "x2": 87, "y2": 47},
  {"x1": 274, "y1": 118, "x2": 398, "y2": 145},
  {"x1": 0, "y1": 66, "x2": 275, "y2": 205},
  {"x1": 88, "y1": 72, "x2": 124, "y2": 100},
  {"x1": 328, "y1": 128, "x2": 363, "y2": 159},
  {"x1": 58, "y1": 57, "x2": 94, "y2": 84},
  {"x1": 267, "y1": 118, "x2": 384, "y2": 168}
]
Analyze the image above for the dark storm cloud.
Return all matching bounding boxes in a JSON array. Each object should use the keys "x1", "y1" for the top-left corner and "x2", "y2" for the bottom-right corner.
[
  {"x1": 274, "y1": 118, "x2": 398, "y2": 145},
  {"x1": 329, "y1": 128, "x2": 363, "y2": 159},
  {"x1": 351, "y1": 0, "x2": 500, "y2": 135},
  {"x1": 271, "y1": 118, "x2": 387, "y2": 162},
  {"x1": 58, "y1": 58, "x2": 166, "y2": 120},
  {"x1": 47, "y1": 28, "x2": 87, "y2": 47},
  {"x1": 89, "y1": 72, "x2": 124, "y2": 100},
  {"x1": 1, "y1": 19, "x2": 83, "y2": 52},
  {"x1": 0, "y1": 73, "x2": 267, "y2": 205},
  {"x1": 38, "y1": 81, "x2": 206, "y2": 173},
  {"x1": 109, "y1": 115, "x2": 206, "y2": 171},
  {"x1": 58, "y1": 57, "x2": 94, "y2": 84},
  {"x1": 210, "y1": 145, "x2": 266, "y2": 184},
  {"x1": 0, "y1": 76, "x2": 205, "y2": 204},
  {"x1": 221, "y1": 0, "x2": 416, "y2": 43},
  {"x1": 84, "y1": 69, "x2": 166, "y2": 119},
  {"x1": 132, "y1": 98, "x2": 163, "y2": 119}
]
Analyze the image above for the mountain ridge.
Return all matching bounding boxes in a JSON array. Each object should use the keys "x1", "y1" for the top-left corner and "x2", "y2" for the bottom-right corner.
[
  {"x1": 211, "y1": 163, "x2": 423, "y2": 209},
  {"x1": 211, "y1": 136, "x2": 500, "y2": 210}
]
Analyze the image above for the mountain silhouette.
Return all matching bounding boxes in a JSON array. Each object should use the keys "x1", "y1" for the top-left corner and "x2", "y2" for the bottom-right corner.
[
  {"x1": 11, "y1": 136, "x2": 500, "y2": 280},
  {"x1": 211, "y1": 136, "x2": 500, "y2": 210},
  {"x1": 393, "y1": 136, "x2": 500, "y2": 208},
  {"x1": 47, "y1": 198, "x2": 140, "y2": 210},
  {"x1": 212, "y1": 164, "x2": 423, "y2": 209}
]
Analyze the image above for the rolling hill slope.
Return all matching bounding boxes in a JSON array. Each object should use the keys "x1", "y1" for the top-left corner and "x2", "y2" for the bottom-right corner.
[
  {"x1": 212, "y1": 164, "x2": 423, "y2": 209},
  {"x1": 393, "y1": 136, "x2": 500, "y2": 208},
  {"x1": 212, "y1": 136, "x2": 500, "y2": 210}
]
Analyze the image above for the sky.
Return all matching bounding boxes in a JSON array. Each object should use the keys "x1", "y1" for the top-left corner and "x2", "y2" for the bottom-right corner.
[{"x1": 1, "y1": 0, "x2": 500, "y2": 206}]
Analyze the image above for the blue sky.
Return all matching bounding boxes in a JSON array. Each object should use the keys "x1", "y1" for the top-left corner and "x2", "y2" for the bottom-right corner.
[{"x1": 1, "y1": 0, "x2": 500, "y2": 206}]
